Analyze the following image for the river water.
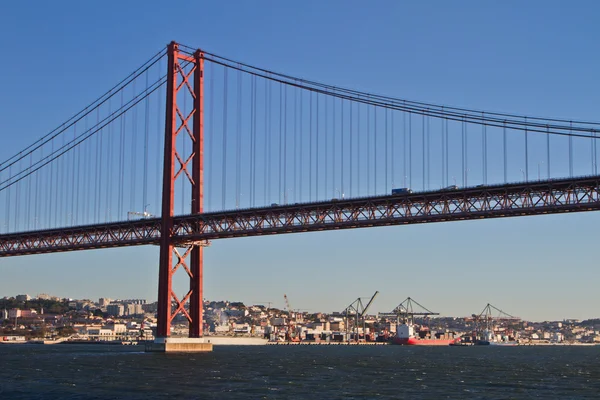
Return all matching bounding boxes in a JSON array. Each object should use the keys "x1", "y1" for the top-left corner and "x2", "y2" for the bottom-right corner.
[{"x1": 1, "y1": 344, "x2": 598, "y2": 399}]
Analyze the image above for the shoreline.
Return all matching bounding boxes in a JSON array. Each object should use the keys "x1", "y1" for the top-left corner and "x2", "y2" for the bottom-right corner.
[{"x1": 2, "y1": 339, "x2": 597, "y2": 347}]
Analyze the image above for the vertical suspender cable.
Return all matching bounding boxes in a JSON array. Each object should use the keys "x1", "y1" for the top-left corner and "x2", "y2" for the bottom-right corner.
[
  {"x1": 309, "y1": 93, "x2": 313, "y2": 201},
  {"x1": 252, "y1": 75, "x2": 258, "y2": 207},
  {"x1": 373, "y1": 106, "x2": 376, "y2": 194},
  {"x1": 26, "y1": 154, "x2": 32, "y2": 229},
  {"x1": 105, "y1": 99, "x2": 112, "y2": 221},
  {"x1": 94, "y1": 109, "x2": 100, "y2": 223},
  {"x1": 391, "y1": 110, "x2": 394, "y2": 188},
  {"x1": 331, "y1": 96, "x2": 335, "y2": 197},
  {"x1": 87, "y1": 130, "x2": 94, "y2": 224},
  {"x1": 283, "y1": 84, "x2": 288, "y2": 204},
  {"x1": 593, "y1": 129, "x2": 597, "y2": 175},
  {"x1": 357, "y1": 103, "x2": 361, "y2": 194},
  {"x1": 14, "y1": 162, "x2": 20, "y2": 230},
  {"x1": 143, "y1": 72, "x2": 149, "y2": 219},
  {"x1": 293, "y1": 87, "x2": 298, "y2": 203},
  {"x1": 367, "y1": 106, "x2": 371, "y2": 193},
  {"x1": 461, "y1": 117, "x2": 465, "y2": 186},
  {"x1": 263, "y1": 79, "x2": 268, "y2": 204},
  {"x1": 15, "y1": 159, "x2": 23, "y2": 227},
  {"x1": 65, "y1": 132, "x2": 71, "y2": 225},
  {"x1": 36, "y1": 149, "x2": 43, "y2": 228},
  {"x1": 441, "y1": 117, "x2": 445, "y2": 187},
  {"x1": 56, "y1": 135, "x2": 62, "y2": 225},
  {"x1": 422, "y1": 113, "x2": 425, "y2": 190},
  {"x1": 236, "y1": 69, "x2": 241, "y2": 208},
  {"x1": 503, "y1": 122, "x2": 507, "y2": 183},
  {"x1": 445, "y1": 118, "x2": 449, "y2": 187},
  {"x1": 33, "y1": 155, "x2": 39, "y2": 228},
  {"x1": 464, "y1": 117, "x2": 468, "y2": 186},
  {"x1": 267, "y1": 78, "x2": 273, "y2": 203},
  {"x1": 130, "y1": 81, "x2": 137, "y2": 217},
  {"x1": 279, "y1": 84, "x2": 283, "y2": 204},
  {"x1": 482, "y1": 112, "x2": 487, "y2": 185},
  {"x1": 316, "y1": 94, "x2": 320, "y2": 200},
  {"x1": 569, "y1": 121, "x2": 573, "y2": 177},
  {"x1": 341, "y1": 99, "x2": 344, "y2": 196},
  {"x1": 6, "y1": 166, "x2": 11, "y2": 231},
  {"x1": 1, "y1": 170, "x2": 5, "y2": 231},
  {"x1": 546, "y1": 125, "x2": 550, "y2": 178},
  {"x1": 325, "y1": 95, "x2": 328, "y2": 199},
  {"x1": 119, "y1": 91, "x2": 126, "y2": 220},
  {"x1": 99, "y1": 108, "x2": 105, "y2": 221},
  {"x1": 525, "y1": 117, "x2": 529, "y2": 181},
  {"x1": 250, "y1": 76, "x2": 255, "y2": 207},
  {"x1": 409, "y1": 112, "x2": 412, "y2": 189},
  {"x1": 385, "y1": 108, "x2": 388, "y2": 192},
  {"x1": 427, "y1": 115, "x2": 430, "y2": 189},
  {"x1": 69, "y1": 123, "x2": 75, "y2": 224},
  {"x1": 298, "y1": 89, "x2": 302, "y2": 201},
  {"x1": 208, "y1": 62, "x2": 215, "y2": 211},
  {"x1": 267, "y1": 78, "x2": 272, "y2": 203},
  {"x1": 349, "y1": 101, "x2": 352, "y2": 197},
  {"x1": 591, "y1": 128, "x2": 595, "y2": 175},
  {"x1": 403, "y1": 111, "x2": 406, "y2": 188},
  {"x1": 221, "y1": 68, "x2": 228, "y2": 210}
]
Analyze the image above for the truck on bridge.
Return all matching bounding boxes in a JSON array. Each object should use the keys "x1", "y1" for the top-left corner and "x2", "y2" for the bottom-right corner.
[{"x1": 391, "y1": 188, "x2": 413, "y2": 195}]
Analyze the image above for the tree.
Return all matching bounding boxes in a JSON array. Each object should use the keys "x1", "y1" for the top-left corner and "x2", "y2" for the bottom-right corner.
[
  {"x1": 92, "y1": 309, "x2": 105, "y2": 318},
  {"x1": 56, "y1": 326, "x2": 76, "y2": 337}
]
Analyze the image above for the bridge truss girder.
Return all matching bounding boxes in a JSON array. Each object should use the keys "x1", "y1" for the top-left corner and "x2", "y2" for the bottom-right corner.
[
  {"x1": 1, "y1": 176, "x2": 600, "y2": 257},
  {"x1": 173, "y1": 176, "x2": 600, "y2": 240}
]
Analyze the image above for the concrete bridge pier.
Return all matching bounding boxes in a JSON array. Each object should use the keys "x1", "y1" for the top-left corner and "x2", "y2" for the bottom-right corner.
[{"x1": 145, "y1": 337, "x2": 213, "y2": 352}]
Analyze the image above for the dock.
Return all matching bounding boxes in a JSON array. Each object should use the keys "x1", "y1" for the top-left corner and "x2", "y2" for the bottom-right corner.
[{"x1": 267, "y1": 341, "x2": 388, "y2": 346}]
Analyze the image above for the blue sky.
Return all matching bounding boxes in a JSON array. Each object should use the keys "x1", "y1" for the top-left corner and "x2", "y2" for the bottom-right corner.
[{"x1": 1, "y1": 1, "x2": 600, "y2": 321}]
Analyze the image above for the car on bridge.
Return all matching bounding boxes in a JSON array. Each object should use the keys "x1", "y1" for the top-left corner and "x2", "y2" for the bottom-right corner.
[{"x1": 443, "y1": 185, "x2": 459, "y2": 191}]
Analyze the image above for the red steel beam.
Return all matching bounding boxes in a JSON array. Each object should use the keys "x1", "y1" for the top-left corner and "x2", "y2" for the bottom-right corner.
[
  {"x1": 2, "y1": 176, "x2": 600, "y2": 257},
  {"x1": 188, "y1": 49, "x2": 204, "y2": 338},
  {"x1": 156, "y1": 41, "x2": 178, "y2": 338}
]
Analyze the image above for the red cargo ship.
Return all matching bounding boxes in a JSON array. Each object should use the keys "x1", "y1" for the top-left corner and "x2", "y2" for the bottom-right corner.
[
  {"x1": 385, "y1": 297, "x2": 460, "y2": 345},
  {"x1": 392, "y1": 323, "x2": 460, "y2": 345}
]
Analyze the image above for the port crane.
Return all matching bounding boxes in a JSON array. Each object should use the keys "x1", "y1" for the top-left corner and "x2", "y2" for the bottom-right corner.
[
  {"x1": 472, "y1": 303, "x2": 520, "y2": 342},
  {"x1": 283, "y1": 294, "x2": 300, "y2": 342},
  {"x1": 253, "y1": 301, "x2": 273, "y2": 309},
  {"x1": 379, "y1": 297, "x2": 440, "y2": 325},
  {"x1": 342, "y1": 291, "x2": 379, "y2": 342}
]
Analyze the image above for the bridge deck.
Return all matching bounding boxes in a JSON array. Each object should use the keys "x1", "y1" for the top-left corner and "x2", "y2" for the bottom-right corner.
[{"x1": 1, "y1": 176, "x2": 599, "y2": 257}]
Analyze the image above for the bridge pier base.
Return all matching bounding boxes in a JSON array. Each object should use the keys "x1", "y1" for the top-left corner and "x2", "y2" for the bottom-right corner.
[{"x1": 145, "y1": 337, "x2": 213, "y2": 353}]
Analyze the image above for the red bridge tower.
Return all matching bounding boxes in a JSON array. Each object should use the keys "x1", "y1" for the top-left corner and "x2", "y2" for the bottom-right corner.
[{"x1": 155, "y1": 42, "x2": 208, "y2": 347}]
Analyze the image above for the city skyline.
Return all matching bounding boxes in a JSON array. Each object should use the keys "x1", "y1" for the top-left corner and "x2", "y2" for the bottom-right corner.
[
  {"x1": 1, "y1": 289, "x2": 596, "y2": 325},
  {"x1": 2, "y1": 1, "x2": 600, "y2": 321}
]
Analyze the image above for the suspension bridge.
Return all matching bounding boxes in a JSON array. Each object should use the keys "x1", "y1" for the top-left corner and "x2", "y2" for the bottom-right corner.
[{"x1": 1, "y1": 41, "x2": 600, "y2": 350}]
